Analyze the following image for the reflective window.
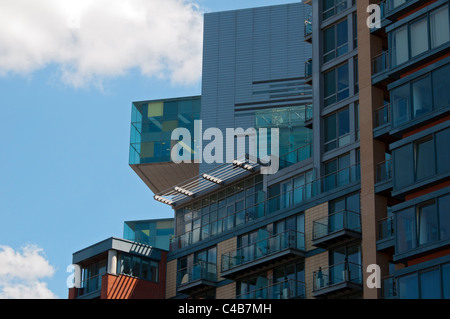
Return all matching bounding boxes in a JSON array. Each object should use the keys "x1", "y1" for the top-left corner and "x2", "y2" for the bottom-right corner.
[
  {"x1": 324, "y1": 63, "x2": 349, "y2": 107},
  {"x1": 420, "y1": 268, "x2": 441, "y2": 299},
  {"x1": 324, "y1": 108, "x2": 350, "y2": 152},
  {"x1": 323, "y1": 19, "x2": 348, "y2": 63},
  {"x1": 414, "y1": 136, "x2": 435, "y2": 181},
  {"x1": 398, "y1": 273, "x2": 419, "y2": 299}
]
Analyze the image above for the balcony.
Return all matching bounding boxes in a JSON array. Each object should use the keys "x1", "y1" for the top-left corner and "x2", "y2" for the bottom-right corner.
[
  {"x1": 372, "y1": 50, "x2": 390, "y2": 77},
  {"x1": 304, "y1": 14, "x2": 312, "y2": 43},
  {"x1": 78, "y1": 273, "x2": 103, "y2": 298},
  {"x1": 375, "y1": 159, "x2": 393, "y2": 194},
  {"x1": 312, "y1": 210, "x2": 362, "y2": 249},
  {"x1": 237, "y1": 279, "x2": 305, "y2": 300},
  {"x1": 382, "y1": 275, "x2": 397, "y2": 299},
  {"x1": 373, "y1": 103, "x2": 391, "y2": 136},
  {"x1": 305, "y1": 59, "x2": 312, "y2": 85},
  {"x1": 279, "y1": 143, "x2": 312, "y2": 170},
  {"x1": 312, "y1": 262, "x2": 363, "y2": 298},
  {"x1": 377, "y1": 216, "x2": 395, "y2": 252},
  {"x1": 221, "y1": 230, "x2": 305, "y2": 279},
  {"x1": 170, "y1": 162, "x2": 361, "y2": 252},
  {"x1": 177, "y1": 261, "x2": 217, "y2": 294}
]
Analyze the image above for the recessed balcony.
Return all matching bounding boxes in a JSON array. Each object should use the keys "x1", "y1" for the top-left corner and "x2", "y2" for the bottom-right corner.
[
  {"x1": 312, "y1": 210, "x2": 362, "y2": 249},
  {"x1": 220, "y1": 230, "x2": 305, "y2": 279},
  {"x1": 237, "y1": 279, "x2": 305, "y2": 300},
  {"x1": 177, "y1": 261, "x2": 217, "y2": 294},
  {"x1": 312, "y1": 262, "x2": 363, "y2": 298}
]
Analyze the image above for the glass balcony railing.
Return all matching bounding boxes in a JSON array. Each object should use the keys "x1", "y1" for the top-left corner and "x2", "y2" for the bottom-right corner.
[
  {"x1": 312, "y1": 210, "x2": 362, "y2": 241},
  {"x1": 374, "y1": 103, "x2": 391, "y2": 128},
  {"x1": 177, "y1": 261, "x2": 217, "y2": 286},
  {"x1": 79, "y1": 273, "x2": 103, "y2": 296},
  {"x1": 304, "y1": 15, "x2": 312, "y2": 37},
  {"x1": 382, "y1": 275, "x2": 397, "y2": 299},
  {"x1": 375, "y1": 159, "x2": 392, "y2": 184},
  {"x1": 372, "y1": 50, "x2": 390, "y2": 75},
  {"x1": 279, "y1": 143, "x2": 313, "y2": 170},
  {"x1": 170, "y1": 162, "x2": 361, "y2": 252},
  {"x1": 313, "y1": 261, "x2": 363, "y2": 291},
  {"x1": 377, "y1": 216, "x2": 395, "y2": 241},
  {"x1": 305, "y1": 59, "x2": 312, "y2": 78},
  {"x1": 221, "y1": 230, "x2": 305, "y2": 272},
  {"x1": 236, "y1": 279, "x2": 306, "y2": 300}
]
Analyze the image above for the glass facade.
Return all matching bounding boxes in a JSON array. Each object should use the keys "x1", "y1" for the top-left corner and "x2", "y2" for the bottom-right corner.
[
  {"x1": 123, "y1": 219, "x2": 174, "y2": 251},
  {"x1": 129, "y1": 97, "x2": 201, "y2": 165},
  {"x1": 395, "y1": 192, "x2": 450, "y2": 255},
  {"x1": 392, "y1": 126, "x2": 450, "y2": 190},
  {"x1": 396, "y1": 261, "x2": 450, "y2": 299},
  {"x1": 255, "y1": 105, "x2": 313, "y2": 159},
  {"x1": 390, "y1": 4, "x2": 449, "y2": 68},
  {"x1": 118, "y1": 253, "x2": 159, "y2": 282},
  {"x1": 391, "y1": 63, "x2": 450, "y2": 128}
]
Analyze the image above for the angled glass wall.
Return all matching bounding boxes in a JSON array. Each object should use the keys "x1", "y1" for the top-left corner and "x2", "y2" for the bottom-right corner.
[
  {"x1": 124, "y1": 219, "x2": 174, "y2": 251},
  {"x1": 129, "y1": 96, "x2": 201, "y2": 165}
]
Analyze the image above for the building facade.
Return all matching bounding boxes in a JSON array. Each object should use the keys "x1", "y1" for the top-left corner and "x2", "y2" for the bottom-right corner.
[
  {"x1": 71, "y1": 0, "x2": 450, "y2": 300},
  {"x1": 151, "y1": 0, "x2": 449, "y2": 299}
]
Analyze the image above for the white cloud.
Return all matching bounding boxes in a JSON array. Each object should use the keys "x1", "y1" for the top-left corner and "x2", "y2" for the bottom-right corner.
[
  {"x1": 0, "y1": 0, "x2": 204, "y2": 88},
  {"x1": 0, "y1": 245, "x2": 58, "y2": 299}
]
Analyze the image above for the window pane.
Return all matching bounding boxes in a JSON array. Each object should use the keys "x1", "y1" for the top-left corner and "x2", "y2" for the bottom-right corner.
[
  {"x1": 338, "y1": 108, "x2": 350, "y2": 137},
  {"x1": 438, "y1": 195, "x2": 450, "y2": 241},
  {"x1": 324, "y1": 69, "x2": 336, "y2": 98},
  {"x1": 420, "y1": 269, "x2": 441, "y2": 299},
  {"x1": 415, "y1": 137, "x2": 435, "y2": 181},
  {"x1": 393, "y1": 144, "x2": 414, "y2": 189},
  {"x1": 398, "y1": 274, "x2": 419, "y2": 299},
  {"x1": 410, "y1": 18, "x2": 429, "y2": 57},
  {"x1": 325, "y1": 114, "x2": 337, "y2": 142},
  {"x1": 323, "y1": 26, "x2": 336, "y2": 62},
  {"x1": 418, "y1": 201, "x2": 438, "y2": 246},
  {"x1": 337, "y1": 64, "x2": 349, "y2": 101},
  {"x1": 433, "y1": 64, "x2": 450, "y2": 110},
  {"x1": 436, "y1": 128, "x2": 450, "y2": 174},
  {"x1": 412, "y1": 76, "x2": 432, "y2": 118},
  {"x1": 336, "y1": 20, "x2": 348, "y2": 56},
  {"x1": 443, "y1": 263, "x2": 450, "y2": 299},
  {"x1": 396, "y1": 207, "x2": 416, "y2": 253},
  {"x1": 430, "y1": 5, "x2": 450, "y2": 48},
  {"x1": 392, "y1": 27, "x2": 409, "y2": 66}
]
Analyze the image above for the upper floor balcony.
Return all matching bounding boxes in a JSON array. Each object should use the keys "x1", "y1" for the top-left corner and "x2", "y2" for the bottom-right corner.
[
  {"x1": 168, "y1": 162, "x2": 361, "y2": 252},
  {"x1": 236, "y1": 279, "x2": 305, "y2": 300},
  {"x1": 305, "y1": 59, "x2": 312, "y2": 85},
  {"x1": 372, "y1": 2, "x2": 450, "y2": 83},
  {"x1": 220, "y1": 230, "x2": 305, "y2": 279},
  {"x1": 177, "y1": 261, "x2": 217, "y2": 294},
  {"x1": 312, "y1": 210, "x2": 362, "y2": 249},
  {"x1": 304, "y1": 14, "x2": 312, "y2": 43},
  {"x1": 312, "y1": 261, "x2": 363, "y2": 298},
  {"x1": 377, "y1": 215, "x2": 395, "y2": 252},
  {"x1": 375, "y1": 159, "x2": 393, "y2": 194}
]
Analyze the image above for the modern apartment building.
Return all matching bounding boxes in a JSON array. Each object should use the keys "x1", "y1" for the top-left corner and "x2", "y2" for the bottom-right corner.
[
  {"x1": 152, "y1": 0, "x2": 448, "y2": 299},
  {"x1": 68, "y1": 219, "x2": 173, "y2": 299},
  {"x1": 70, "y1": 0, "x2": 449, "y2": 300}
]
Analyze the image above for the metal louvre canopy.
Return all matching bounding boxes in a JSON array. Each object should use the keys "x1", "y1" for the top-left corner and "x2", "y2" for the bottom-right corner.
[{"x1": 154, "y1": 155, "x2": 262, "y2": 206}]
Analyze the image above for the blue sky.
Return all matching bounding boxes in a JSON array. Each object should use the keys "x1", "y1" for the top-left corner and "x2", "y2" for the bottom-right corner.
[{"x1": 0, "y1": 0, "x2": 299, "y2": 299}]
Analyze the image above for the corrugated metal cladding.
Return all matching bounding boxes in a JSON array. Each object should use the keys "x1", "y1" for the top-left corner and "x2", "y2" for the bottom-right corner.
[{"x1": 200, "y1": 3, "x2": 312, "y2": 173}]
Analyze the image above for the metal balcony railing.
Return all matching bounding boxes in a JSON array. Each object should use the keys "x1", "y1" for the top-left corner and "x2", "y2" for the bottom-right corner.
[
  {"x1": 375, "y1": 159, "x2": 392, "y2": 184},
  {"x1": 312, "y1": 210, "x2": 361, "y2": 241},
  {"x1": 236, "y1": 279, "x2": 306, "y2": 299},
  {"x1": 279, "y1": 143, "x2": 313, "y2": 170},
  {"x1": 305, "y1": 59, "x2": 312, "y2": 78},
  {"x1": 372, "y1": 50, "x2": 390, "y2": 75},
  {"x1": 313, "y1": 261, "x2": 363, "y2": 291},
  {"x1": 221, "y1": 229, "x2": 305, "y2": 272},
  {"x1": 304, "y1": 14, "x2": 312, "y2": 37},
  {"x1": 79, "y1": 273, "x2": 103, "y2": 296},
  {"x1": 170, "y1": 162, "x2": 361, "y2": 252},
  {"x1": 374, "y1": 103, "x2": 391, "y2": 128},
  {"x1": 177, "y1": 261, "x2": 217, "y2": 286},
  {"x1": 377, "y1": 216, "x2": 395, "y2": 241}
]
